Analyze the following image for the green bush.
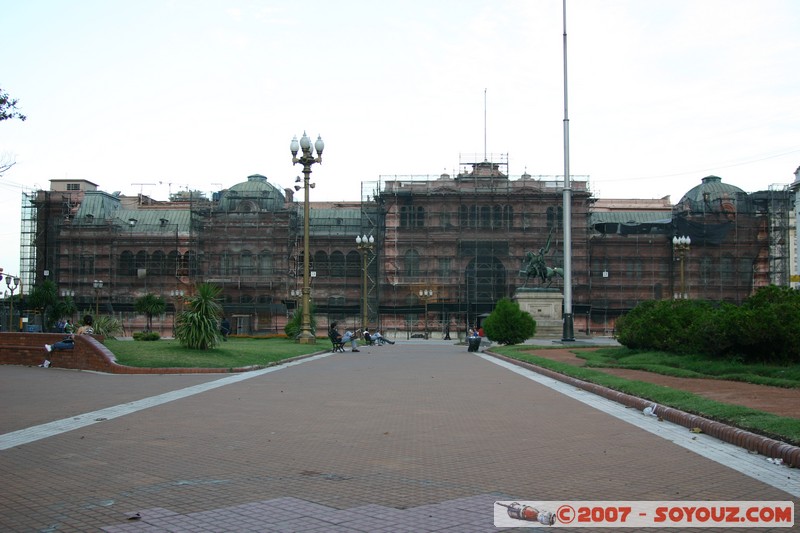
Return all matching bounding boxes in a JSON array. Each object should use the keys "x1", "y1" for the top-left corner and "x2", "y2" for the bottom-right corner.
[
  {"x1": 175, "y1": 283, "x2": 223, "y2": 350},
  {"x1": 91, "y1": 314, "x2": 124, "y2": 339},
  {"x1": 133, "y1": 331, "x2": 161, "y2": 341},
  {"x1": 615, "y1": 299, "x2": 714, "y2": 354},
  {"x1": 482, "y1": 298, "x2": 536, "y2": 345},
  {"x1": 615, "y1": 286, "x2": 800, "y2": 364},
  {"x1": 284, "y1": 304, "x2": 316, "y2": 339}
]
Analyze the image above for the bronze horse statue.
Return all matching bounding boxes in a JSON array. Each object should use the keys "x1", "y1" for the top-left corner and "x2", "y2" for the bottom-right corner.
[
  {"x1": 520, "y1": 227, "x2": 563, "y2": 288},
  {"x1": 520, "y1": 251, "x2": 564, "y2": 287}
]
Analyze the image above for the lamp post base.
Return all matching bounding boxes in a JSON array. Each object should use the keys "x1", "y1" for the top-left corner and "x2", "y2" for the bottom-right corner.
[{"x1": 297, "y1": 331, "x2": 316, "y2": 344}]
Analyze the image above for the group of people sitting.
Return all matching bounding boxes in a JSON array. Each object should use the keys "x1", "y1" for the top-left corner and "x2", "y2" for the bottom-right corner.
[{"x1": 328, "y1": 322, "x2": 395, "y2": 352}]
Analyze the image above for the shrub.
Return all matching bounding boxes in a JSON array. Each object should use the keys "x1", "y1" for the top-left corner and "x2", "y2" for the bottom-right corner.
[
  {"x1": 91, "y1": 314, "x2": 123, "y2": 339},
  {"x1": 284, "y1": 304, "x2": 316, "y2": 339},
  {"x1": 482, "y1": 298, "x2": 536, "y2": 345},
  {"x1": 133, "y1": 331, "x2": 161, "y2": 341},
  {"x1": 175, "y1": 283, "x2": 223, "y2": 350},
  {"x1": 615, "y1": 286, "x2": 800, "y2": 364}
]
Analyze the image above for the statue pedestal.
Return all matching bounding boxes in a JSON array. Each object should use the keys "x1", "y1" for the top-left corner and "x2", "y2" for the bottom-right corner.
[{"x1": 514, "y1": 288, "x2": 563, "y2": 337}]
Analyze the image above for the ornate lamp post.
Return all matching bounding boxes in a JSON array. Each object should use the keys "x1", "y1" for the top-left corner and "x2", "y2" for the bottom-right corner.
[
  {"x1": 356, "y1": 235, "x2": 375, "y2": 330},
  {"x1": 291, "y1": 131, "x2": 324, "y2": 344},
  {"x1": 672, "y1": 236, "x2": 691, "y2": 299},
  {"x1": 418, "y1": 288, "x2": 433, "y2": 339},
  {"x1": 93, "y1": 280, "x2": 104, "y2": 316},
  {"x1": 5, "y1": 274, "x2": 19, "y2": 332}
]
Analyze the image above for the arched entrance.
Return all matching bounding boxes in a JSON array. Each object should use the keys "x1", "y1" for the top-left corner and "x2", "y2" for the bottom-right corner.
[{"x1": 465, "y1": 256, "x2": 506, "y2": 322}]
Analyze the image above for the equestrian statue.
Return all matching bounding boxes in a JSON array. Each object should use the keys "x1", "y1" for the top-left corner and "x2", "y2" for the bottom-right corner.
[{"x1": 520, "y1": 227, "x2": 564, "y2": 288}]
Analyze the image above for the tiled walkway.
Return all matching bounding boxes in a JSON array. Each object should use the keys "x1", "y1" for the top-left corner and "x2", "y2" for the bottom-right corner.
[{"x1": 1, "y1": 340, "x2": 796, "y2": 532}]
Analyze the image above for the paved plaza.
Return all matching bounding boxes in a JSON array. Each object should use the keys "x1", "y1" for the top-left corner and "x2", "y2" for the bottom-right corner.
[{"x1": 0, "y1": 341, "x2": 797, "y2": 532}]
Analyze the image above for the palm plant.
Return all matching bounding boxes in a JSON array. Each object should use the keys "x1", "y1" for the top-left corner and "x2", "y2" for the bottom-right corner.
[
  {"x1": 175, "y1": 283, "x2": 223, "y2": 349},
  {"x1": 134, "y1": 293, "x2": 167, "y2": 332},
  {"x1": 27, "y1": 280, "x2": 58, "y2": 330}
]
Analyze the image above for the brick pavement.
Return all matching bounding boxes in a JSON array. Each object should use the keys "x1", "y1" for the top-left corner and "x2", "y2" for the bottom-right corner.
[{"x1": 0, "y1": 341, "x2": 797, "y2": 532}]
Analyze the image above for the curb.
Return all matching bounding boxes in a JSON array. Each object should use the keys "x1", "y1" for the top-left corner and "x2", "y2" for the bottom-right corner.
[{"x1": 487, "y1": 351, "x2": 800, "y2": 469}]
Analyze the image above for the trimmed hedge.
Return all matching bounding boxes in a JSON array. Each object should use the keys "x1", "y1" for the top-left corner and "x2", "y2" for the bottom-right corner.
[{"x1": 615, "y1": 285, "x2": 800, "y2": 364}]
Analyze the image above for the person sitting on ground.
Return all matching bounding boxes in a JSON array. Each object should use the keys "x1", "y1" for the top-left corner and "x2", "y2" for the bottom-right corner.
[
  {"x1": 42, "y1": 315, "x2": 94, "y2": 368},
  {"x1": 366, "y1": 328, "x2": 394, "y2": 345}
]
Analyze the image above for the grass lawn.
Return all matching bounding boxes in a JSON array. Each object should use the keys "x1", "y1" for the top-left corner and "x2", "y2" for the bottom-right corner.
[
  {"x1": 493, "y1": 344, "x2": 800, "y2": 447},
  {"x1": 104, "y1": 337, "x2": 323, "y2": 369}
]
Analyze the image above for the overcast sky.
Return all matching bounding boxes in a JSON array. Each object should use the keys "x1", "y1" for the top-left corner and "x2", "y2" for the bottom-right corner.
[{"x1": 1, "y1": 0, "x2": 799, "y2": 277}]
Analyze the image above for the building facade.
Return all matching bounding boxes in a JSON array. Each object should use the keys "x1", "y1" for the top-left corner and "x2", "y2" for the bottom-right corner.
[{"x1": 20, "y1": 158, "x2": 795, "y2": 337}]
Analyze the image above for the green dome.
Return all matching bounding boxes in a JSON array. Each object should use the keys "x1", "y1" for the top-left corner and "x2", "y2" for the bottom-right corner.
[
  {"x1": 678, "y1": 176, "x2": 745, "y2": 214},
  {"x1": 217, "y1": 174, "x2": 285, "y2": 212}
]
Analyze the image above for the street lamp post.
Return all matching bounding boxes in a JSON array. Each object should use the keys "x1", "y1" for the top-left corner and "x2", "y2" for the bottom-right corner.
[
  {"x1": 672, "y1": 236, "x2": 691, "y2": 299},
  {"x1": 419, "y1": 288, "x2": 433, "y2": 339},
  {"x1": 356, "y1": 235, "x2": 375, "y2": 330},
  {"x1": 291, "y1": 131, "x2": 324, "y2": 344},
  {"x1": 5, "y1": 275, "x2": 19, "y2": 332},
  {"x1": 170, "y1": 289, "x2": 185, "y2": 335},
  {"x1": 93, "y1": 280, "x2": 104, "y2": 316}
]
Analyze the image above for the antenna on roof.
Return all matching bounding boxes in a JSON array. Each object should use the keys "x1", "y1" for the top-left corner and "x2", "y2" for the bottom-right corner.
[
  {"x1": 131, "y1": 183, "x2": 155, "y2": 195},
  {"x1": 483, "y1": 88, "x2": 488, "y2": 162}
]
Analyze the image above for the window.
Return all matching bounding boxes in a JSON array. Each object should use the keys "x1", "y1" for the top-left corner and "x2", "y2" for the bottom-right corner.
[
  {"x1": 167, "y1": 251, "x2": 180, "y2": 276},
  {"x1": 700, "y1": 257, "x2": 713, "y2": 285},
  {"x1": 259, "y1": 251, "x2": 273, "y2": 275},
  {"x1": 151, "y1": 251, "x2": 166, "y2": 275},
  {"x1": 313, "y1": 251, "x2": 329, "y2": 276},
  {"x1": 720, "y1": 255, "x2": 734, "y2": 283},
  {"x1": 80, "y1": 253, "x2": 94, "y2": 276},
  {"x1": 220, "y1": 251, "x2": 232, "y2": 276},
  {"x1": 119, "y1": 251, "x2": 134, "y2": 276},
  {"x1": 330, "y1": 251, "x2": 345, "y2": 277},
  {"x1": 346, "y1": 251, "x2": 361, "y2": 278},
  {"x1": 503, "y1": 206, "x2": 513, "y2": 229},
  {"x1": 547, "y1": 206, "x2": 563, "y2": 231},
  {"x1": 404, "y1": 249, "x2": 420, "y2": 277},
  {"x1": 438, "y1": 258, "x2": 451, "y2": 280},
  {"x1": 240, "y1": 251, "x2": 253, "y2": 275},
  {"x1": 66, "y1": 183, "x2": 80, "y2": 191}
]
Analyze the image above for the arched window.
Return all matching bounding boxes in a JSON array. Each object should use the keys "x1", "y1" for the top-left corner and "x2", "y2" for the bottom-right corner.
[
  {"x1": 167, "y1": 251, "x2": 180, "y2": 276},
  {"x1": 313, "y1": 251, "x2": 329, "y2": 276},
  {"x1": 185, "y1": 251, "x2": 198, "y2": 276},
  {"x1": 135, "y1": 251, "x2": 148, "y2": 276},
  {"x1": 346, "y1": 250, "x2": 360, "y2": 277},
  {"x1": 404, "y1": 249, "x2": 420, "y2": 277},
  {"x1": 151, "y1": 251, "x2": 166, "y2": 275},
  {"x1": 547, "y1": 206, "x2": 563, "y2": 231},
  {"x1": 119, "y1": 251, "x2": 134, "y2": 276},
  {"x1": 330, "y1": 251, "x2": 346, "y2": 277}
]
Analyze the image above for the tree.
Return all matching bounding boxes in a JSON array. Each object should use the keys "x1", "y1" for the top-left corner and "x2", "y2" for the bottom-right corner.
[
  {"x1": 482, "y1": 297, "x2": 536, "y2": 345},
  {"x1": 134, "y1": 293, "x2": 167, "y2": 331},
  {"x1": 175, "y1": 283, "x2": 224, "y2": 349},
  {"x1": 0, "y1": 88, "x2": 26, "y2": 122},
  {"x1": 27, "y1": 280, "x2": 58, "y2": 331}
]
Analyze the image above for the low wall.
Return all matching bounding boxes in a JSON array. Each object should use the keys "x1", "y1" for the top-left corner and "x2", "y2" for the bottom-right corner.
[{"x1": 0, "y1": 333, "x2": 231, "y2": 374}]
